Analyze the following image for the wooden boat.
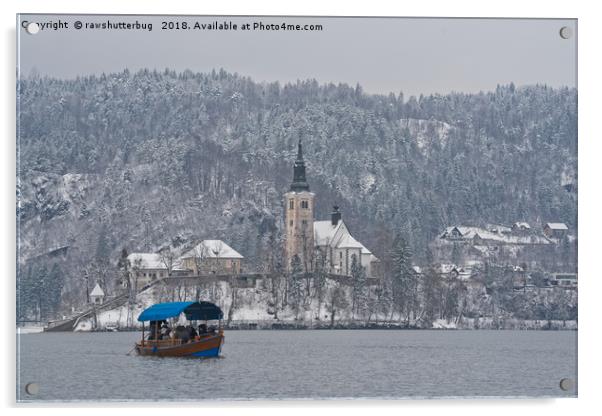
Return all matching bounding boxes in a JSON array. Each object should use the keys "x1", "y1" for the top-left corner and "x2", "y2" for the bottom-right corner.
[{"x1": 134, "y1": 301, "x2": 224, "y2": 358}]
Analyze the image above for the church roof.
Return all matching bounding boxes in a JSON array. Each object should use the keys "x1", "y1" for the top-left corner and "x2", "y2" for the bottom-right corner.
[
  {"x1": 90, "y1": 283, "x2": 104, "y2": 297},
  {"x1": 180, "y1": 240, "x2": 243, "y2": 259},
  {"x1": 314, "y1": 220, "x2": 375, "y2": 256},
  {"x1": 313, "y1": 221, "x2": 342, "y2": 246},
  {"x1": 290, "y1": 140, "x2": 310, "y2": 192},
  {"x1": 337, "y1": 233, "x2": 364, "y2": 249}
]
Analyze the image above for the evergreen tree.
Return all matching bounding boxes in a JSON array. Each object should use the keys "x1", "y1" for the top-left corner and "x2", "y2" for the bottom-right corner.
[{"x1": 390, "y1": 232, "x2": 417, "y2": 324}]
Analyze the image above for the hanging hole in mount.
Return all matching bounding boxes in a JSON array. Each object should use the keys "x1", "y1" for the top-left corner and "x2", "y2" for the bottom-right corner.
[
  {"x1": 25, "y1": 382, "x2": 39, "y2": 395},
  {"x1": 559, "y1": 378, "x2": 575, "y2": 391},
  {"x1": 559, "y1": 26, "x2": 572, "y2": 39},
  {"x1": 26, "y1": 22, "x2": 40, "y2": 35}
]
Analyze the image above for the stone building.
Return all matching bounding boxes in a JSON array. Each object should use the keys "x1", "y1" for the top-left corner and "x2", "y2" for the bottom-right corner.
[
  {"x1": 126, "y1": 253, "x2": 177, "y2": 288},
  {"x1": 283, "y1": 141, "x2": 379, "y2": 277},
  {"x1": 179, "y1": 240, "x2": 244, "y2": 275},
  {"x1": 283, "y1": 141, "x2": 315, "y2": 272}
]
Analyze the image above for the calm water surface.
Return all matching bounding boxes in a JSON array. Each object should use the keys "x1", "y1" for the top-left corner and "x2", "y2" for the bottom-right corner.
[{"x1": 17, "y1": 330, "x2": 577, "y2": 401}]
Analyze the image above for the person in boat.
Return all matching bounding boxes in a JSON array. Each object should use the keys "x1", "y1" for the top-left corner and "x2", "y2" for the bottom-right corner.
[
  {"x1": 187, "y1": 325, "x2": 198, "y2": 340},
  {"x1": 159, "y1": 322, "x2": 171, "y2": 340},
  {"x1": 198, "y1": 323, "x2": 208, "y2": 335},
  {"x1": 175, "y1": 325, "x2": 189, "y2": 343}
]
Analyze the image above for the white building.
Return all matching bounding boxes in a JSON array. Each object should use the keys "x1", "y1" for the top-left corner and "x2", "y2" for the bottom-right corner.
[
  {"x1": 179, "y1": 240, "x2": 244, "y2": 275},
  {"x1": 89, "y1": 283, "x2": 105, "y2": 305},
  {"x1": 126, "y1": 252, "x2": 185, "y2": 288},
  {"x1": 314, "y1": 206, "x2": 380, "y2": 278}
]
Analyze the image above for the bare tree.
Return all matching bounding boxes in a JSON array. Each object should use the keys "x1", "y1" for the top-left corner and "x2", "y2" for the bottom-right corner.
[
  {"x1": 326, "y1": 283, "x2": 349, "y2": 328},
  {"x1": 159, "y1": 246, "x2": 177, "y2": 277}
]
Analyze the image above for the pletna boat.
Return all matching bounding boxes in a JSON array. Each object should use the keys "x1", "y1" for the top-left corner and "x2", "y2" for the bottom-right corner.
[{"x1": 135, "y1": 301, "x2": 224, "y2": 358}]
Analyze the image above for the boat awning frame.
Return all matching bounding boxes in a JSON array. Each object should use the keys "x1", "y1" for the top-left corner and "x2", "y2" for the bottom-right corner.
[{"x1": 137, "y1": 301, "x2": 224, "y2": 322}]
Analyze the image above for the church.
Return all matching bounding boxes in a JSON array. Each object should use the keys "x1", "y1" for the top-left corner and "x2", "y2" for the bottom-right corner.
[{"x1": 283, "y1": 141, "x2": 380, "y2": 278}]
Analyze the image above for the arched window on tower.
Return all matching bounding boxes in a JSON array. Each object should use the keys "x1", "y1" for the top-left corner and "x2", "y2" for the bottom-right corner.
[{"x1": 289, "y1": 199, "x2": 294, "y2": 209}]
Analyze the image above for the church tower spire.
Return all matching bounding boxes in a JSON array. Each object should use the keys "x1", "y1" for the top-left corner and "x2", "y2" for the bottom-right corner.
[
  {"x1": 284, "y1": 140, "x2": 314, "y2": 272},
  {"x1": 290, "y1": 140, "x2": 310, "y2": 192}
]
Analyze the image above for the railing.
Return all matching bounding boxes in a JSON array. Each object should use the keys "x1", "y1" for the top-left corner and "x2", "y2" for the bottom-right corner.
[
  {"x1": 140, "y1": 332, "x2": 220, "y2": 347},
  {"x1": 140, "y1": 338, "x2": 183, "y2": 348}
]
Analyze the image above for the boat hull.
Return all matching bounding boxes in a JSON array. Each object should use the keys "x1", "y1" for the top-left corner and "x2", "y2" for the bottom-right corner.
[{"x1": 135, "y1": 333, "x2": 224, "y2": 358}]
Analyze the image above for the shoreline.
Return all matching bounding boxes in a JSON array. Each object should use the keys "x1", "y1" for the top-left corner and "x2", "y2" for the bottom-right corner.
[{"x1": 18, "y1": 319, "x2": 578, "y2": 333}]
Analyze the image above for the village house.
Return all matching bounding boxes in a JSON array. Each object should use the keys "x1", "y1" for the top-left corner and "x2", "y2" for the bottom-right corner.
[
  {"x1": 125, "y1": 252, "x2": 184, "y2": 288},
  {"x1": 543, "y1": 223, "x2": 569, "y2": 240},
  {"x1": 179, "y1": 240, "x2": 244, "y2": 275},
  {"x1": 439, "y1": 225, "x2": 551, "y2": 246}
]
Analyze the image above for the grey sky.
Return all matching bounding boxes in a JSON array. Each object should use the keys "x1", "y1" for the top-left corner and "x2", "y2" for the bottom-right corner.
[{"x1": 17, "y1": 15, "x2": 576, "y2": 96}]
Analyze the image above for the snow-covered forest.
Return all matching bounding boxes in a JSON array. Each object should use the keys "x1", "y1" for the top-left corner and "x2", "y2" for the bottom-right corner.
[{"x1": 16, "y1": 69, "x2": 577, "y2": 324}]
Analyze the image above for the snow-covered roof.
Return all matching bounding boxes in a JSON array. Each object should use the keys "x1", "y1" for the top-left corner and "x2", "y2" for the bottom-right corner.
[
  {"x1": 486, "y1": 224, "x2": 512, "y2": 233},
  {"x1": 128, "y1": 253, "x2": 167, "y2": 269},
  {"x1": 441, "y1": 226, "x2": 551, "y2": 245},
  {"x1": 180, "y1": 240, "x2": 243, "y2": 259},
  {"x1": 314, "y1": 220, "x2": 377, "y2": 260},
  {"x1": 513, "y1": 222, "x2": 531, "y2": 229},
  {"x1": 313, "y1": 220, "x2": 342, "y2": 246},
  {"x1": 545, "y1": 223, "x2": 568, "y2": 230},
  {"x1": 127, "y1": 253, "x2": 185, "y2": 270},
  {"x1": 90, "y1": 283, "x2": 104, "y2": 297},
  {"x1": 337, "y1": 233, "x2": 364, "y2": 249}
]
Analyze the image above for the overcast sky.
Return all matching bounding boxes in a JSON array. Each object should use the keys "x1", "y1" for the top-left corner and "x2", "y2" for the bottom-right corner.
[{"x1": 17, "y1": 15, "x2": 576, "y2": 96}]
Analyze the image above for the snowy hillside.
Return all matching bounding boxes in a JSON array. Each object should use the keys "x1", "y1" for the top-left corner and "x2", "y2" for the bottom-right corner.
[{"x1": 16, "y1": 70, "x2": 577, "y2": 319}]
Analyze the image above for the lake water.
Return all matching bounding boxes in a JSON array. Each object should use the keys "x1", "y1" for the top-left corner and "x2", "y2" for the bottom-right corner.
[{"x1": 17, "y1": 330, "x2": 577, "y2": 401}]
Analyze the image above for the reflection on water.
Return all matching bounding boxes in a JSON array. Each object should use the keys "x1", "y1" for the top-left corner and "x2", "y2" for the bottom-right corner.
[{"x1": 17, "y1": 330, "x2": 577, "y2": 401}]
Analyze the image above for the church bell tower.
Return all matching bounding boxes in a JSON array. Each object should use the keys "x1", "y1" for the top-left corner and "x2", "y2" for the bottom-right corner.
[{"x1": 284, "y1": 140, "x2": 315, "y2": 272}]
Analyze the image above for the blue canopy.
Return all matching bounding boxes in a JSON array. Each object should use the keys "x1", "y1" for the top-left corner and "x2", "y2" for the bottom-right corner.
[{"x1": 137, "y1": 301, "x2": 223, "y2": 322}]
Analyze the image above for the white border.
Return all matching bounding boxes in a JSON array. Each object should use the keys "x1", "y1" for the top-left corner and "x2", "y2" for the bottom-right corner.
[{"x1": 3, "y1": 0, "x2": 601, "y2": 414}]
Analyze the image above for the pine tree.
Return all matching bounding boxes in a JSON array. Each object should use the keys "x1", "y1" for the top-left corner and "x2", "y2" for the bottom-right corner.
[{"x1": 390, "y1": 232, "x2": 416, "y2": 325}]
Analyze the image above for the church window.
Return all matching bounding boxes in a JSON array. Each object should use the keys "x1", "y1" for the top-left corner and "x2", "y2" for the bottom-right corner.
[
  {"x1": 289, "y1": 199, "x2": 294, "y2": 209},
  {"x1": 290, "y1": 220, "x2": 293, "y2": 227},
  {"x1": 302, "y1": 220, "x2": 307, "y2": 227},
  {"x1": 301, "y1": 200, "x2": 309, "y2": 209}
]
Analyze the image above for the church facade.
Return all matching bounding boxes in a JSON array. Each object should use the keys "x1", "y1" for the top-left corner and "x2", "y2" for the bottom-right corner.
[{"x1": 283, "y1": 141, "x2": 380, "y2": 278}]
